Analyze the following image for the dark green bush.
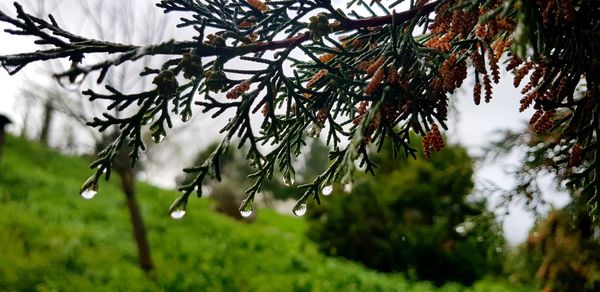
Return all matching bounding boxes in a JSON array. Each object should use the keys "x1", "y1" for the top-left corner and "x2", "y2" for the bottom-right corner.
[{"x1": 306, "y1": 138, "x2": 505, "y2": 285}]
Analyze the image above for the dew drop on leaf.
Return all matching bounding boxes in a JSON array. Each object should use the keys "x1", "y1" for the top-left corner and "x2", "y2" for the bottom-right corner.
[
  {"x1": 321, "y1": 184, "x2": 333, "y2": 196},
  {"x1": 153, "y1": 133, "x2": 166, "y2": 143},
  {"x1": 170, "y1": 209, "x2": 186, "y2": 219},
  {"x1": 306, "y1": 123, "x2": 322, "y2": 138},
  {"x1": 181, "y1": 110, "x2": 192, "y2": 122},
  {"x1": 57, "y1": 72, "x2": 86, "y2": 91},
  {"x1": 283, "y1": 175, "x2": 295, "y2": 186},
  {"x1": 292, "y1": 203, "x2": 307, "y2": 217},
  {"x1": 80, "y1": 189, "x2": 97, "y2": 200},
  {"x1": 343, "y1": 182, "x2": 353, "y2": 193},
  {"x1": 79, "y1": 175, "x2": 98, "y2": 200},
  {"x1": 239, "y1": 199, "x2": 254, "y2": 218}
]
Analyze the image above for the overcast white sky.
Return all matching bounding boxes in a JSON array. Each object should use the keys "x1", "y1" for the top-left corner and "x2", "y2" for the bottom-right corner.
[{"x1": 0, "y1": 0, "x2": 570, "y2": 245}]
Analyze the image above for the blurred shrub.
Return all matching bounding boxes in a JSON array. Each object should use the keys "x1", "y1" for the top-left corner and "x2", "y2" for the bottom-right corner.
[
  {"x1": 306, "y1": 137, "x2": 505, "y2": 286},
  {"x1": 509, "y1": 208, "x2": 600, "y2": 291}
]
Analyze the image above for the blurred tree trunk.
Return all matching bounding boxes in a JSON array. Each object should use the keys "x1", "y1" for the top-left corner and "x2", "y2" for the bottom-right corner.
[
  {"x1": 39, "y1": 101, "x2": 54, "y2": 145},
  {"x1": 0, "y1": 115, "x2": 12, "y2": 164},
  {"x1": 118, "y1": 166, "x2": 154, "y2": 273},
  {"x1": 104, "y1": 137, "x2": 154, "y2": 274}
]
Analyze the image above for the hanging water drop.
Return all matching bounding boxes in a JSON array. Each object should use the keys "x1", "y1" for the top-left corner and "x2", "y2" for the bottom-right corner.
[
  {"x1": 142, "y1": 115, "x2": 155, "y2": 126},
  {"x1": 153, "y1": 132, "x2": 166, "y2": 143},
  {"x1": 170, "y1": 209, "x2": 186, "y2": 219},
  {"x1": 248, "y1": 154, "x2": 264, "y2": 168},
  {"x1": 79, "y1": 175, "x2": 98, "y2": 200},
  {"x1": 343, "y1": 182, "x2": 353, "y2": 193},
  {"x1": 1, "y1": 61, "x2": 23, "y2": 74},
  {"x1": 292, "y1": 203, "x2": 307, "y2": 216},
  {"x1": 57, "y1": 72, "x2": 87, "y2": 91},
  {"x1": 321, "y1": 184, "x2": 333, "y2": 196},
  {"x1": 239, "y1": 199, "x2": 254, "y2": 218},
  {"x1": 283, "y1": 174, "x2": 295, "y2": 186},
  {"x1": 240, "y1": 209, "x2": 253, "y2": 218},
  {"x1": 306, "y1": 123, "x2": 322, "y2": 138},
  {"x1": 181, "y1": 110, "x2": 192, "y2": 122},
  {"x1": 81, "y1": 189, "x2": 97, "y2": 200}
]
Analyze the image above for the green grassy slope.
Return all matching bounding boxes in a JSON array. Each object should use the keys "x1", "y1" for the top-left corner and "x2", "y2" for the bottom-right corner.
[{"x1": 0, "y1": 136, "x2": 531, "y2": 291}]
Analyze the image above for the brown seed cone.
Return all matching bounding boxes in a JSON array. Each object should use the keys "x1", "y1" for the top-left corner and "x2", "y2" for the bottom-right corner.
[
  {"x1": 366, "y1": 57, "x2": 386, "y2": 77},
  {"x1": 488, "y1": 52, "x2": 500, "y2": 84},
  {"x1": 568, "y1": 143, "x2": 583, "y2": 167},
  {"x1": 226, "y1": 80, "x2": 251, "y2": 99},
  {"x1": 519, "y1": 91, "x2": 537, "y2": 112},
  {"x1": 483, "y1": 75, "x2": 493, "y2": 103},
  {"x1": 365, "y1": 67, "x2": 384, "y2": 96},
  {"x1": 514, "y1": 63, "x2": 533, "y2": 87},
  {"x1": 533, "y1": 110, "x2": 555, "y2": 133},
  {"x1": 247, "y1": 0, "x2": 268, "y2": 12},
  {"x1": 473, "y1": 82, "x2": 482, "y2": 105},
  {"x1": 529, "y1": 109, "x2": 543, "y2": 125},
  {"x1": 387, "y1": 65, "x2": 399, "y2": 85},
  {"x1": 319, "y1": 53, "x2": 335, "y2": 63},
  {"x1": 307, "y1": 69, "x2": 328, "y2": 88}
]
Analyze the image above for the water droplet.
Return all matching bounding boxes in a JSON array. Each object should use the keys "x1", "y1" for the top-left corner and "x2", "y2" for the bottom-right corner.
[
  {"x1": 321, "y1": 184, "x2": 333, "y2": 196},
  {"x1": 153, "y1": 132, "x2": 166, "y2": 143},
  {"x1": 343, "y1": 182, "x2": 353, "y2": 193},
  {"x1": 1, "y1": 61, "x2": 23, "y2": 74},
  {"x1": 170, "y1": 209, "x2": 186, "y2": 219},
  {"x1": 79, "y1": 175, "x2": 98, "y2": 200},
  {"x1": 142, "y1": 115, "x2": 154, "y2": 125},
  {"x1": 248, "y1": 155, "x2": 265, "y2": 168},
  {"x1": 283, "y1": 175, "x2": 295, "y2": 186},
  {"x1": 292, "y1": 203, "x2": 307, "y2": 216},
  {"x1": 181, "y1": 110, "x2": 192, "y2": 122},
  {"x1": 239, "y1": 199, "x2": 254, "y2": 218},
  {"x1": 306, "y1": 123, "x2": 322, "y2": 138},
  {"x1": 81, "y1": 189, "x2": 97, "y2": 200},
  {"x1": 240, "y1": 209, "x2": 253, "y2": 218},
  {"x1": 57, "y1": 72, "x2": 87, "y2": 91}
]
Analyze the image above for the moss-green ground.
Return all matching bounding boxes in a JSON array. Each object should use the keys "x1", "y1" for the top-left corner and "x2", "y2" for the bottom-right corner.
[{"x1": 0, "y1": 136, "x2": 532, "y2": 291}]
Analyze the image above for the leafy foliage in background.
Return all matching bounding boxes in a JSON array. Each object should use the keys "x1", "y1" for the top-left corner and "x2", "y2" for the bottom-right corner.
[
  {"x1": 306, "y1": 138, "x2": 505, "y2": 285},
  {"x1": 0, "y1": 135, "x2": 532, "y2": 291},
  {"x1": 505, "y1": 208, "x2": 600, "y2": 292}
]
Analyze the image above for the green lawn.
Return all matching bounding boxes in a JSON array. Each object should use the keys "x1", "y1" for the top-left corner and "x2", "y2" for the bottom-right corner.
[{"x1": 0, "y1": 136, "x2": 532, "y2": 291}]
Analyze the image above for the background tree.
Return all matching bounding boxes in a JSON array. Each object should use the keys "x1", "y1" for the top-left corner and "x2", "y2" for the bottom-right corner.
[
  {"x1": 0, "y1": 0, "x2": 597, "y2": 222},
  {"x1": 488, "y1": 122, "x2": 600, "y2": 291},
  {"x1": 504, "y1": 207, "x2": 600, "y2": 291},
  {"x1": 306, "y1": 138, "x2": 505, "y2": 286},
  {"x1": 0, "y1": 114, "x2": 11, "y2": 164},
  {"x1": 3, "y1": 0, "x2": 178, "y2": 273}
]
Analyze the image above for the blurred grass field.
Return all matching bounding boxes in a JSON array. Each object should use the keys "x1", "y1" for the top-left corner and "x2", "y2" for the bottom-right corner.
[{"x1": 0, "y1": 136, "x2": 532, "y2": 291}]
